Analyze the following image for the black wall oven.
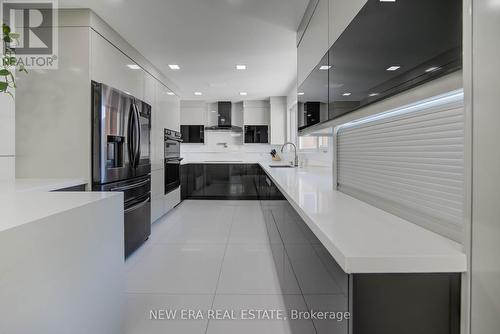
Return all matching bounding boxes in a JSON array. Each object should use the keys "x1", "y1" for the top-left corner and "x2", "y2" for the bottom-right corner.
[{"x1": 164, "y1": 129, "x2": 183, "y2": 194}]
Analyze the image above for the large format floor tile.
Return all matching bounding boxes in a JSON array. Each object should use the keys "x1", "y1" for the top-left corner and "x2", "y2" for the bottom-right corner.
[
  {"x1": 125, "y1": 294, "x2": 213, "y2": 334},
  {"x1": 303, "y1": 294, "x2": 349, "y2": 334},
  {"x1": 227, "y1": 205, "x2": 269, "y2": 244},
  {"x1": 126, "y1": 244, "x2": 226, "y2": 294},
  {"x1": 217, "y1": 243, "x2": 301, "y2": 294},
  {"x1": 124, "y1": 200, "x2": 350, "y2": 334},
  {"x1": 206, "y1": 294, "x2": 316, "y2": 334},
  {"x1": 151, "y1": 206, "x2": 235, "y2": 245}
]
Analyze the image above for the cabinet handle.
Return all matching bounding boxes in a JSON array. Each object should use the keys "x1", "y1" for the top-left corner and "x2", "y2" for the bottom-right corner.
[{"x1": 266, "y1": 177, "x2": 272, "y2": 186}]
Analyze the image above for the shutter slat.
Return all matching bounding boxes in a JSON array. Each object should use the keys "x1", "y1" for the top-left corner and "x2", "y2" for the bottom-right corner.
[{"x1": 336, "y1": 93, "x2": 465, "y2": 242}]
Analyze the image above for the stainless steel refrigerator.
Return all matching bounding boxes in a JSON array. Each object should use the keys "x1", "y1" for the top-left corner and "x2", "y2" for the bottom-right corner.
[{"x1": 91, "y1": 81, "x2": 151, "y2": 258}]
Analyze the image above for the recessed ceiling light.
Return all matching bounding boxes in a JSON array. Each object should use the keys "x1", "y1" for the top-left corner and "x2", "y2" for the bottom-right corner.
[
  {"x1": 167, "y1": 92, "x2": 175, "y2": 96},
  {"x1": 211, "y1": 110, "x2": 217, "y2": 113},
  {"x1": 168, "y1": 64, "x2": 180, "y2": 70},
  {"x1": 386, "y1": 65, "x2": 401, "y2": 71},
  {"x1": 127, "y1": 64, "x2": 140, "y2": 70},
  {"x1": 239, "y1": 92, "x2": 247, "y2": 96},
  {"x1": 194, "y1": 92, "x2": 202, "y2": 96},
  {"x1": 369, "y1": 93, "x2": 379, "y2": 97},
  {"x1": 236, "y1": 65, "x2": 246, "y2": 70},
  {"x1": 425, "y1": 66, "x2": 440, "y2": 73},
  {"x1": 298, "y1": 92, "x2": 305, "y2": 96},
  {"x1": 380, "y1": 0, "x2": 396, "y2": 2},
  {"x1": 343, "y1": 92, "x2": 352, "y2": 96},
  {"x1": 319, "y1": 65, "x2": 331, "y2": 70}
]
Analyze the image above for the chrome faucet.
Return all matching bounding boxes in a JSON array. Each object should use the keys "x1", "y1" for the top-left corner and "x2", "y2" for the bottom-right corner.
[{"x1": 281, "y1": 142, "x2": 298, "y2": 167}]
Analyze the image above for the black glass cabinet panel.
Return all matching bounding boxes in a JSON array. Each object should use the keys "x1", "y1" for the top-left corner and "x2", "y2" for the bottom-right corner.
[
  {"x1": 181, "y1": 164, "x2": 285, "y2": 200},
  {"x1": 181, "y1": 125, "x2": 205, "y2": 143},
  {"x1": 244, "y1": 126, "x2": 269, "y2": 144},
  {"x1": 298, "y1": 53, "x2": 329, "y2": 131},
  {"x1": 328, "y1": 0, "x2": 462, "y2": 121},
  {"x1": 298, "y1": 0, "x2": 462, "y2": 131}
]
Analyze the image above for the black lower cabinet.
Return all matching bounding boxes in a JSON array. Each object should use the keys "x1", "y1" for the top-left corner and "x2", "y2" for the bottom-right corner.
[
  {"x1": 181, "y1": 163, "x2": 284, "y2": 200},
  {"x1": 262, "y1": 201, "x2": 461, "y2": 334},
  {"x1": 352, "y1": 273, "x2": 461, "y2": 334}
]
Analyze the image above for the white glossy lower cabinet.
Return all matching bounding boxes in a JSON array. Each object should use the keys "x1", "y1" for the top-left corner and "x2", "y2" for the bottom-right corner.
[
  {"x1": 151, "y1": 169, "x2": 164, "y2": 223},
  {"x1": 151, "y1": 168, "x2": 181, "y2": 224},
  {"x1": 164, "y1": 187, "x2": 181, "y2": 213}
]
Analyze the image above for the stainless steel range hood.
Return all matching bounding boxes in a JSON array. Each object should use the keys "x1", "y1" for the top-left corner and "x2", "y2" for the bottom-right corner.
[{"x1": 205, "y1": 101, "x2": 243, "y2": 132}]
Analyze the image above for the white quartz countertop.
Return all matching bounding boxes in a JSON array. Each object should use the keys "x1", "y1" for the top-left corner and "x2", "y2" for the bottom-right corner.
[
  {"x1": 182, "y1": 159, "x2": 467, "y2": 274},
  {"x1": 0, "y1": 178, "x2": 121, "y2": 233},
  {"x1": 0, "y1": 178, "x2": 87, "y2": 193}
]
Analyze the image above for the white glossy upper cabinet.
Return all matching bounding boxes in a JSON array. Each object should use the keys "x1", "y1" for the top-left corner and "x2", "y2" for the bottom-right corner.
[
  {"x1": 243, "y1": 100, "x2": 270, "y2": 126},
  {"x1": 180, "y1": 101, "x2": 206, "y2": 125},
  {"x1": 143, "y1": 71, "x2": 157, "y2": 106},
  {"x1": 269, "y1": 97, "x2": 286, "y2": 145},
  {"x1": 145, "y1": 76, "x2": 163, "y2": 170},
  {"x1": 91, "y1": 30, "x2": 144, "y2": 100},
  {"x1": 297, "y1": 0, "x2": 329, "y2": 86},
  {"x1": 329, "y1": 0, "x2": 367, "y2": 47},
  {"x1": 158, "y1": 84, "x2": 180, "y2": 131}
]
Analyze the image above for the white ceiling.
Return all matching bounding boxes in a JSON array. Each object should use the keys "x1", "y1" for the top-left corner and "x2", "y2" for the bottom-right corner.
[{"x1": 59, "y1": 0, "x2": 308, "y2": 101}]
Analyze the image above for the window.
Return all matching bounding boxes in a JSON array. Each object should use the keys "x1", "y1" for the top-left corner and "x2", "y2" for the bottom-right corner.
[{"x1": 299, "y1": 136, "x2": 330, "y2": 152}]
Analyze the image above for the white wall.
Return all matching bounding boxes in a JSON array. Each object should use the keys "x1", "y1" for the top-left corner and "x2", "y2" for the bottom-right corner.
[{"x1": 0, "y1": 93, "x2": 15, "y2": 179}]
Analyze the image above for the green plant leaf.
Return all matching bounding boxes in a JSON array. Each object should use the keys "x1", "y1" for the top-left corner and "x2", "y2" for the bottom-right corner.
[
  {"x1": 1, "y1": 23, "x2": 25, "y2": 96},
  {"x1": 3, "y1": 24, "x2": 10, "y2": 35},
  {"x1": 0, "y1": 81, "x2": 8, "y2": 91}
]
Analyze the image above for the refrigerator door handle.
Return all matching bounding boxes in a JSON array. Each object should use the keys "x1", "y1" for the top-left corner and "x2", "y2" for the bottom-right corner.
[
  {"x1": 133, "y1": 102, "x2": 141, "y2": 167},
  {"x1": 110, "y1": 178, "x2": 150, "y2": 192},
  {"x1": 127, "y1": 102, "x2": 137, "y2": 167},
  {"x1": 125, "y1": 196, "x2": 150, "y2": 213}
]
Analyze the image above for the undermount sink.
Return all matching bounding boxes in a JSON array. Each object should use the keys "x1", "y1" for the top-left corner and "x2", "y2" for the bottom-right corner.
[{"x1": 269, "y1": 164, "x2": 295, "y2": 168}]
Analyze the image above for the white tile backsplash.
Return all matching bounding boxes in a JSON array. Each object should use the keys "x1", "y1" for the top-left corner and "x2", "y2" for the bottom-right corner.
[
  {"x1": 181, "y1": 130, "x2": 280, "y2": 161},
  {"x1": 181, "y1": 129, "x2": 333, "y2": 167}
]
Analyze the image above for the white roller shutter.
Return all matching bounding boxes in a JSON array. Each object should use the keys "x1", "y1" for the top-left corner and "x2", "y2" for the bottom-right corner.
[{"x1": 336, "y1": 90, "x2": 465, "y2": 242}]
